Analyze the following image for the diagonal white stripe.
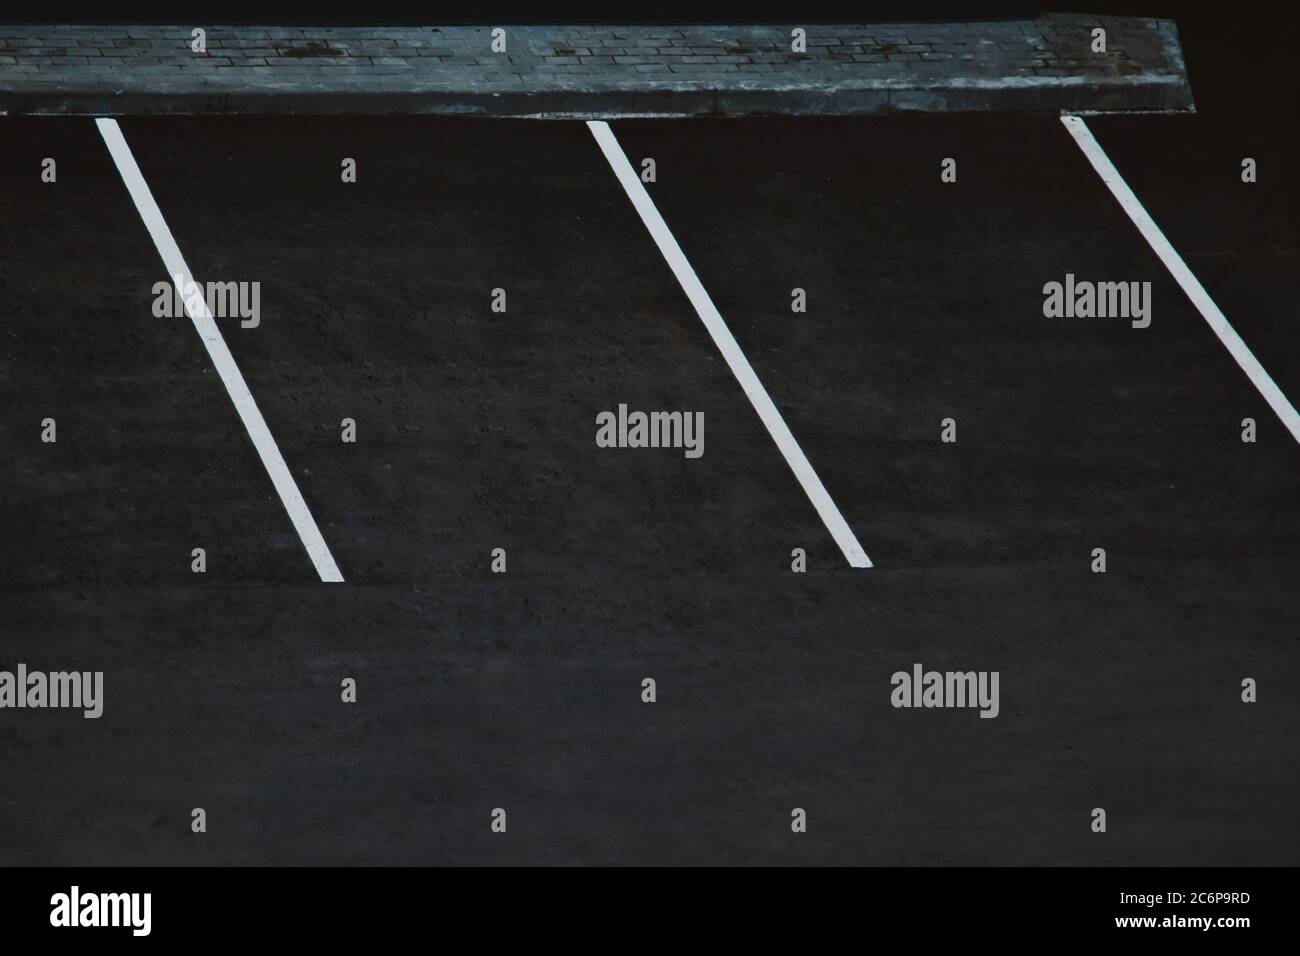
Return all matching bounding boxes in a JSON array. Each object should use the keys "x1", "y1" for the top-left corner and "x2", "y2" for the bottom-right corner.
[
  {"x1": 96, "y1": 117, "x2": 344, "y2": 582},
  {"x1": 1062, "y1": 114, "x2": 1300, "y2": 446},
  {"x1": 588, "y1": 120, "x2": 872, "y2": 568}
]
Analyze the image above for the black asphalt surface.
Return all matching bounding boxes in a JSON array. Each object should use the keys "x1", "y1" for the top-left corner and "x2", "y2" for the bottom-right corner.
[{"x1": 1, "y1": 112, "x2": 1296, "y2": 865}]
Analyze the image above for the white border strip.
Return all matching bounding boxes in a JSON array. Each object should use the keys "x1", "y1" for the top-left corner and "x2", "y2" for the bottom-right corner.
[
  {"x1": 588, "y1": 120, "x2": 872, "y2": 568},
  {"x1": 1062, "y1": 114, "x2": 1300, "y2": 445},
  {"x1": 96, "y1": 117, "x2": 344, "y2": 582}
]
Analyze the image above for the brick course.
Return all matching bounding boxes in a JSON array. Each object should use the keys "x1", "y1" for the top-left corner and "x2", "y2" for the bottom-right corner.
[{"x1": 0, "y1": 17, "x2": 1193, "y2": 116}]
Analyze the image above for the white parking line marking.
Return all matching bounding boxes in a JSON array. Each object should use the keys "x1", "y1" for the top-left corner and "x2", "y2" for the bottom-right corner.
[
  {"x1": 96, "y1": 117, "x2": 344, "y2": 583},
  {"x1": 588, "y1": 120, "x2": 872, "y2": 568},
  {"x1": 1062, "y1": 114, "x2": 1300, "y2": 446}
]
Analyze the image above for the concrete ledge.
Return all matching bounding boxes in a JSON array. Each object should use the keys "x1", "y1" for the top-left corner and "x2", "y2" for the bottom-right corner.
[{"x1": 0, "y1": 18, "x2": 1195, "y2": 117}]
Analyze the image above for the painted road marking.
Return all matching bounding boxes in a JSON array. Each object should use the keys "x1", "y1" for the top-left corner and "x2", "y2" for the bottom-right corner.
[
  {"x1": 96, "y1": 117, "x2": 344, "y2": 583},
  {"x1": 1062, "y1": 114, "x2": 1300, "y2": 446},
  {"x1": 588, "y1": 120, "x2": 872, "y2": 568}
]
